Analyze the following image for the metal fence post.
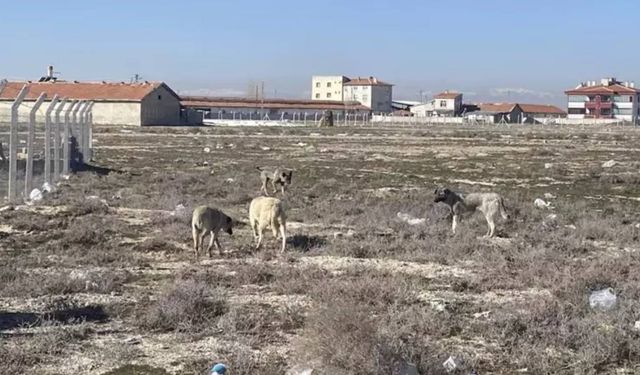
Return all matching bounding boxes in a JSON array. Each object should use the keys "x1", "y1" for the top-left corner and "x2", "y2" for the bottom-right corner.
[
  {"x1": 25, "y1": 93, "x2": 47, "y2": 197},
  {"x1": 53, "y1": 98, "x2": 68, "y2": 181},
  {"x1": 8, "y1": 85, "x2": 29, "y2": 202},
  {"x1": 63, "y1": 100, "x2": 78, "y2": 176},
  {"x1": 44, "y1": 95, "x2": 60, "y2": 185}
]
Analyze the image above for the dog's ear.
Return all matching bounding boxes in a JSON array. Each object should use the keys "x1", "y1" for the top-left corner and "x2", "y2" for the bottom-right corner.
[
  {"x1": 226, "y1": 216, "x2": 232, "y2": 224},
  {"x1": 433, "y1": 188, "x2": 438, "y2": 194},
  {"x1": 288, "y1": 170, "x2": 293, "y2": 177},
  {"x1": 444, "y1": 188, "x2": 451, "y2": 194}
]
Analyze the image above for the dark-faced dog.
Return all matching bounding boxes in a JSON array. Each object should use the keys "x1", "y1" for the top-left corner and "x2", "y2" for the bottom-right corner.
[{"x1": 256, "y1": 167, "x2": 293, "y2": 196}]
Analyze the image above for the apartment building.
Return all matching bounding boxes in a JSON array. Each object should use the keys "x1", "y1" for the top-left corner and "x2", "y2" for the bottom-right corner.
[
  {"x1": 311, "y1": 75, "x2": 348, "y2": 101},
  {"x1": 410, "y1": 91, "x2": 463, "y2": 117},
  {"x1": 312, "y1": 75, "x2": 393, "y2": 113},
  {"x1": 565, "y1": 78, "x2": 639, "y2": 123},
  {"x1": 342, "y1": 77, "x2": 393, "y2": 113}
]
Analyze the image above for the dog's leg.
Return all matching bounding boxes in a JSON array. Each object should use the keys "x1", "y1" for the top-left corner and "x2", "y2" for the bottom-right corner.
[
  {"x1": 256, "y1": 229, "x2": 264, "y2": 250},
  {"x1": 281, "y1": 185, "x2": 286, "y2": 195},
  {"x1": 279, "y1": 222, "x2": 286, "y2": 253},
  {"x1": 213, "y1": 232, "x2": 223, "y2": 256},
  {"x1": 197, "y1": 231, "x2": 207, "y2": 260},
  {"x1": 206, "y1": 231, "x2": 215, "y2": 257},
  {"x1": 251, "y1": 219, "x2": 259, "y2": 240},
  {"x1": 451, "y1": 214, "x2": 459, "y2": 234},
  {"x1": 485, "y1": 213, "x2": 496, "y2": 238},
  {"x1": 192, "y1": 227, "x2": 200, "y2": 259},
  {"x1": 261, "y1": 180, "x2": 269, "y2": 196},
  {"x1": 271, "y1": 180, "x2": 278, "y2": 194}
]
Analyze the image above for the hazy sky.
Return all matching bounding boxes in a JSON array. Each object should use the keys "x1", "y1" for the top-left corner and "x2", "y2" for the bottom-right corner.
[{"x1": 2, "y1": 0, "x2": 638, "y2": 106}]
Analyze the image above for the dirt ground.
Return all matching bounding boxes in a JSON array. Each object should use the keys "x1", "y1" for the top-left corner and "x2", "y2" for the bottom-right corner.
[{"x1": 2, "y1": 123, "x2": 640, "y2": 374}]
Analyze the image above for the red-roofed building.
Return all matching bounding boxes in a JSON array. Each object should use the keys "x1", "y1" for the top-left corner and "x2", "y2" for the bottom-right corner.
[
  {"x1": 410, "y1": 91, "x2": 463, "y2": 117},
  {"x1": 0, "y1": 80, "x2": 181, "y2": 126},
  {"x1": 565, "y1": 78, "x2": 639, "y2": 122},
  {"x1": 312, "y1": 75, "x2": 393, "y2": 113}
]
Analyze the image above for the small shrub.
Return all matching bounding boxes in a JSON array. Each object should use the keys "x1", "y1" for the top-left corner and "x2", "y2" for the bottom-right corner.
[{"x1": 137, "y1": 279, "x2": 227, "y2": 333}]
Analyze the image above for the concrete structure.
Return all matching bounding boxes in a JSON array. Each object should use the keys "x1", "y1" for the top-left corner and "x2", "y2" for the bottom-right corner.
[
  {"x1": 0, "y1": 81, "x2": 181, "y2": 126},
  {"x1": 181, "y1": 96, "x2": 370, "y2": 121},
  {"x1": 565, "y1": 78, "x2": 639, "y2": 123},
  {"x1": 464, "y1": 103, "x2": 523, "y2": 124},
  {"x1": 411, "y1": 91, "x2": 463, "y2": 117},
  {"x1": 343, "y1": 77, "x2": 393, "y2": 113},
  {"x1": 311, "y1": 76, "x2": 348, "y2": 101}
]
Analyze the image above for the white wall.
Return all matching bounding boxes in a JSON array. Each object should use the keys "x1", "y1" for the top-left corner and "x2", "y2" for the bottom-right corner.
[
  {"x1": 0, "y1": 100, "x2": 141, "y2": 126},
  {"x1": 311, "y1": 76, "x2": 346, "y2": 101}
]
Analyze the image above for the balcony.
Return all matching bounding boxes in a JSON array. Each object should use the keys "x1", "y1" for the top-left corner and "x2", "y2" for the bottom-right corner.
[{"x1": 585, "y1": 101, "x2": 612, "y2": 110}]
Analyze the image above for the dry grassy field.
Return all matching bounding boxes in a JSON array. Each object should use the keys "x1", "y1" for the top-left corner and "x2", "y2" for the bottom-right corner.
[{"x1": 2, "y1": 123, "x2": 640, "y2": 374}]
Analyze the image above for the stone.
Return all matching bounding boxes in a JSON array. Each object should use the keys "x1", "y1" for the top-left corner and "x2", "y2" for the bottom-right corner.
[
  {"x1": 286, "y1": 366, "x2": 315, "y2": 375},
  {"x1": 41, "y1": 182, "x2": 56, "y2": 193},
  {"x1": 261, "y1": 146, "x2": 271, "y2": 151},
  {"x1": 203, "y1": 147, "x2": 211, "y2": 153},
  {"x1": 544, "y1": 163, "x2": 553, "y2": 169},
  {"x1": 397, "y1": 212, "x2": 426, "y2": 225},
  {"x1": 543, "y1": 193, "x2": 557, "y2": 199},
  {"x1": 634, "y1": 321, "x2": 640, "y2": 331},
  {"x1": 589, "y1": 288, "x2": 617, "y2": 310},
  {"x1": 443, "y1": 356, "x2": 460, "y2": 373},
  {"x1": 123, "y1": 336, "x2": 142, "y2": 345},
  {"x1": 29, "y1": 188, "x2": 43, "y2": 201},
  {"x1": 602, "y1": 160, "x2": 617, "y2": 168},
  {"x1": 534, "y1": 198, "x2": 552, "y2": 209},
  {"x1": 174, "y1": 204, "x2": 187, "y2": 217}
]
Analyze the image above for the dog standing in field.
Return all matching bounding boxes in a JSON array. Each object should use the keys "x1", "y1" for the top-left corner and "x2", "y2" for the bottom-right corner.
[
  {"x1": 433, "y1": 187, "x2": 510, "y2": 238},
  {"x1": 191, "y1": 205, "x2": 234, "y2": 259},
  {"x1": 256, "y1": 167, "x2": 293, "y2": 196},
  {"x1": 249, "y1": 196, "x2": 287, "y2": 253}
]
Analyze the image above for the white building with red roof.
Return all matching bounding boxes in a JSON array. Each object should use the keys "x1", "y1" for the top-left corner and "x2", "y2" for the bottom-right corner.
[
  {"x1": 0, "y1": 79, "x2": 181, "y2": 126},
  {"x1": 312, "y1": 75, "x2": 393, "y2": 113},
  {"x1": 565, "y1": 78, "x2": 639, "y2": 123},
  {"x1": 410, "y1": 91, "x2": 463, "y2": 117}
]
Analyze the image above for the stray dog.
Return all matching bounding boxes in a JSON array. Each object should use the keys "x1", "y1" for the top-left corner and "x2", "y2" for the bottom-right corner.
[
  {"x1": 249, "y1": 196, "x2": 287, "y2": 252},
  {"x1": 191, "y1": 205, "x2": 234, "y2": 259},
  {"x1": 256, "y1": 167, "x2": 292, "y2": 196},
  {"x1": 433, "y1": 187, "x2": 509, "y2": 238}
]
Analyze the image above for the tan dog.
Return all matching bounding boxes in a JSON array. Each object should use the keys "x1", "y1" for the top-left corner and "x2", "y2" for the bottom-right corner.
[
  {"x1": 433, "y1": 187, "x2": 509, "y2": 238},
  {"x1": 191, "y1": 205, "x2": 234, "y2": 259},
  {"x1": 256, "y1": 167, "x2": 293, "y2": 196},
  {"x1": 249, "y1": 196, "x2": 287, "y2": 252}
]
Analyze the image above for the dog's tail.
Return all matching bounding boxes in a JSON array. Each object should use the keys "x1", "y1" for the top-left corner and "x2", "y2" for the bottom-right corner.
[{"x1": 499, "y1": 197, "x2": 510, "y2": 220}]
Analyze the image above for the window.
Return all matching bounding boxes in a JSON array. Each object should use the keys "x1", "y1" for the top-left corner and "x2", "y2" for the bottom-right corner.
[
  {"x1": 327, "y1": 82, "x2": 331, "y2": 88},
  {"x1": 327, "y1": 93, "x2": 332, "y2": 98},
  {"x1": 613, "y1": 108, "x2": 633, "y2": 115},
  {"x1": 568, "y1": 95, "x2": 586, "y2": 102},
  {"x1": 315, "y1": 93, "x2": 320, "y2": 99},
  {"x1": 158, "y1": 95, "x2": 162, "y2": 100},
  {"x1": 315, "y1": 82, "x2": 320, "y2": 88},
  {"x1": 568, "y1": 108, "x2": 586, "y2": 114},
  {"x1": 362, "y1": 95, "x2": 368, "y2": 102},
  {"x1": 440, "y1": 100, "x2": 447, "y2": 108}
]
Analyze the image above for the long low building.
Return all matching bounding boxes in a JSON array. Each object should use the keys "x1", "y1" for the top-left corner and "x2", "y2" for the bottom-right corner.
[
  {"x1": 0, "y1": 80, "x2": 181, "y2": 126},
  {"x1": 464, "y1": 103, "x2": 565, "y2": 124},
  {"x1": 181, "y1": 96, "x2": 371, "y2": 121}
]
